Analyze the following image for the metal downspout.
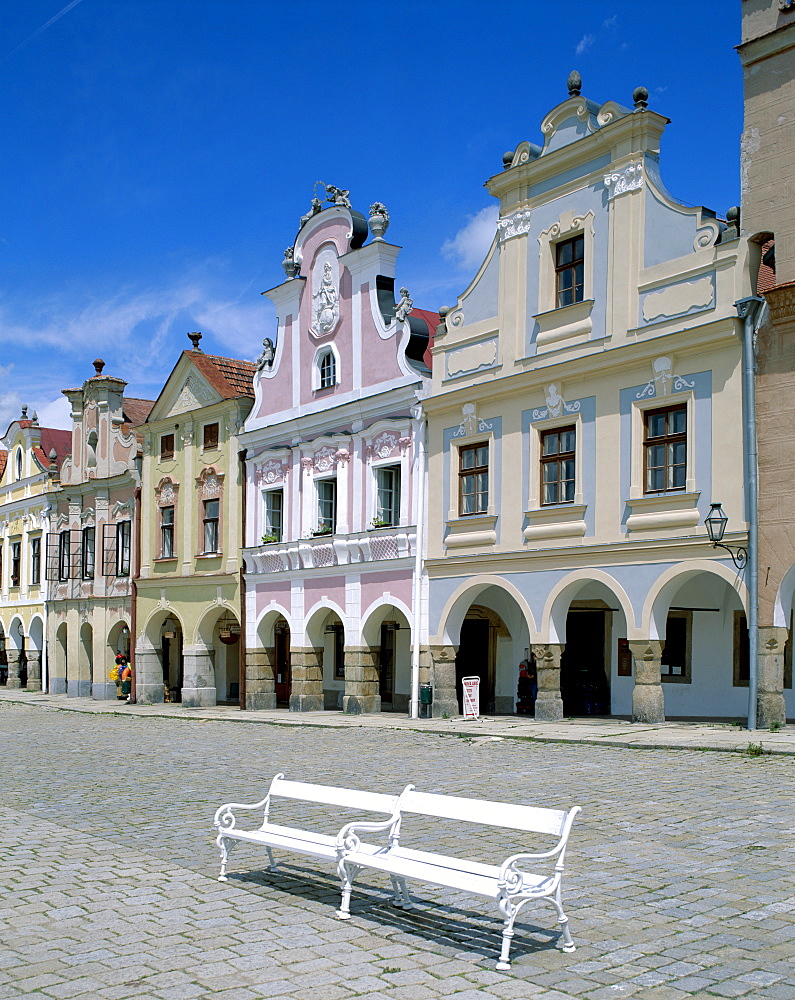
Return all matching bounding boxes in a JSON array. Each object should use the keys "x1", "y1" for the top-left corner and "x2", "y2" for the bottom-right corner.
[
  {"x1": 736, "y1": 295, "x2": 765, "y2": 730},
  {"x1": 409, "y1": 402, "x2": 426, "y2": 719}
]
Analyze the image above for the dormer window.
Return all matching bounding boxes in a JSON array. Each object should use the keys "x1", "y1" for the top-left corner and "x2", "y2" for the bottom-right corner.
[
  {"x1": 15, "y1": 448, "x2": 22, "y2": 480},
  {"x1": 320, "y1": 350, "x2": 336, "y2": 389},
  {"x1": 555, "y1": 235, "x2": 584, "y2": 307}
]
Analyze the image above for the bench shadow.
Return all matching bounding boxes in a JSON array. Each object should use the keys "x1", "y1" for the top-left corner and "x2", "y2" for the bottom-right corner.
[{"x1": 230, "y1": 863, "x2": 562, "y2": 965}]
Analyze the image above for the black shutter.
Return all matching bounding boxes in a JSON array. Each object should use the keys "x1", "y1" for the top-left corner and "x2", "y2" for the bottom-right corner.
[
  {"x1": 103, "y1": 523, "x2": 117, "y2": 576},
  {"x1": 45, "y1": 534, "x2": 60, "y2": 581}
]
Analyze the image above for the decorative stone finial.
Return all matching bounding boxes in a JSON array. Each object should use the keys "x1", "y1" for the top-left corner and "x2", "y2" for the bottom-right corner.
[
  {"x1": 188, "y1": 331, "x2": 203, "y2": 351},
  {"x1": 48, "y1": 447, "x2": 58, "y2": 474},
  {"x1": 32, "y1": 411, "x2": 39, "y2": 426},
  {"x1": 567, "y1": 71, "x2": 582, "y2": 97},
  {"x1": 21, "y1": 404, "x2": 28, "y2": 419},
  {"x1": 282, "y1": 247, "x2": 299, "y2": 279},
  {"x1": 502, "y1": 151, "x2": 514, "y2": 170},
  {"x1": 93, "y1": 358, "x2": 105, "y2": 376},
  {"x1": 724, "y1": 206, "x2": 741, "y2": 240},
  {"x1": 633, "y1": 87, "x2": 649, "y2": 111},
  {"x1": 368, "y1": 202, "x2": 390, "y2": 240},
  {"x1": 436, "y1": 306, "x2": 450, "y2": 338}
]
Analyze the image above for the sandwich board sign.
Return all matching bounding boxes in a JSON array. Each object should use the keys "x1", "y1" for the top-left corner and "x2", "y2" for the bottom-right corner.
[{"x1": 462, "y1": 676, "x2": 481, "y2": 719}]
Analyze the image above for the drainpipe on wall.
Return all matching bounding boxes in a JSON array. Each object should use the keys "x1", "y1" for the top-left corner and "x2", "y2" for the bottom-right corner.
[
  {"x1": 409, "y1": 402, "x2": 426, "y2": 720},
  {"x1": 130, "y1": 485, "x2": 142, "y2": 704},
  {"x1": 735, "y1": 295, "x2": 765, "y2": 731},
  {"x1": 238, "y1": 447, "x2": 247, "y2": 711}
]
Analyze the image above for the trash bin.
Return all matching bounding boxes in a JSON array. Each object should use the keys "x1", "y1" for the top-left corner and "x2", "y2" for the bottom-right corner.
[{"x1": 419, "y1": 683, "x2": 433, "y2": 719}]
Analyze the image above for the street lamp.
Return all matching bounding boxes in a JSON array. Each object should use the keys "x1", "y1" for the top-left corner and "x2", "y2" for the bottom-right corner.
[{"x1": 705, "y1": 503, "x2": 748, "y2": 569}]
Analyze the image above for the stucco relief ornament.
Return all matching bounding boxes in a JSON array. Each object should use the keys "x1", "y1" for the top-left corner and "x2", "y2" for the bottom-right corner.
[
  {"x1": 399, "y1": 436, "x2": 411, "y2": 453},
  {"x1": 372, "y1": 432, "x2": 400, "y2": 459},
  {"x1": 257, "y1": 460, "x2": 286, "y2": 486},
  {"x1": 497, "y1": 209, "x2": 532, "y2": 242},
  {"x1": 311, "y1": 262, "x2": 339, "y2": 337},
  {"x1": 313, "y1": 447, "x2": 336, "y2": 473},
  {"x1": 225, "y1": 416, "x2": 240, "y2": 436},
  {"x1": 394, "y1": 288, "x2": 413, "y2": 323},
  {"x1": 199, "y1": 472, "x2": 221, "y2": 499},
  {"x1": 453, "y1": 402, "x2": 494, "y2": 438},
  {"x1": 181, "y1": 427, "x2": 193, "y2": 446},
  {"x1": 532, "y1": 384, "x2": 581, "y2": 420},
  {"x1": 300, "y1": 457, "x2": 314, "y2": 471},
  {"x1": 636, "y1": 356, "x2": 695, "y2": 399},
  {"x1": 604, "y1": 162, "x2": 644, "y2": 199},
  {"x1": 335, "y1": 449, "x2": 351, "y2": 464},
  {"x1": 368, "y1": 202, "x2": 390, "y2": 240}
]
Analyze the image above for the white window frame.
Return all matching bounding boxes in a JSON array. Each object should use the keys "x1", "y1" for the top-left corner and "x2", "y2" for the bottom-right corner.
[
  {"x1": 374, "y1": 464, "x2": 401, "y2": 527},
  {"x1": 537, "y1": 210, "x2": 595, "y2": 314},
  {"x1": 527, "y1": 413, "x2": 584, "y2": 510},
  {"x1": 263, "y1": 489, "x2": 284, "y2": 541},
  {"x1": 448, "y1": 432, "x2": 496, "y2": 522},
  {"x1": 312, "y1": 344, "x2": 341, "y2": 391},
  {"x1": 316, "y1": 478, "x2": 337, "y2": 533},
  {"x1": 630, "y1": 392, "x2": 695, "y2": 499},
  {"x1": 203, "y1": 498, "x2": 220, "y2": 554}
]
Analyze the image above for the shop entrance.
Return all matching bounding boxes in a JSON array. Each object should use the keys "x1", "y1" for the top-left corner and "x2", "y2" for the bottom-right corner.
[
  {"x1": 379, "y1": 622, "x2": 396, "y2": 708},
  {"x1": 161, "y1": 622, "x2": 183, "y2": 703},
  {"x1": 560, "y1": 609, "x2": 610, "y2": 715}
]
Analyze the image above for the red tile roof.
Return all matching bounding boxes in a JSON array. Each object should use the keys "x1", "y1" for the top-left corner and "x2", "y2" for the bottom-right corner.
[
  {"x1": 0, "y1": 452, "x2": 6, "y2": 479},
  {"x1": 34, "y1": 428, "x2": 72, "y2": 473},
  {"x1": 185, "y1": 351, "x2": 256, "y2": 399},
  {"x1": 757, "y1": 240, "x2": 776, "y2": 294},
  {"x1": 122, "y1": 397, "x2": 155, "y2": 427}
]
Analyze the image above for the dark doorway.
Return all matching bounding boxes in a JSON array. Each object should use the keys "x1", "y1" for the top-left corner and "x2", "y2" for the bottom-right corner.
[
  {"x1": 274, "y1": 622, "x2": 291, "y2": 707},
  {"x1": 379, "y1": 622, "x2": 396, "y2": 708},
  {"x1": 455, "y1": 618, "x2": 494, "y2": 714},
  {"x1": 162, "y1": 632, "x2": 183, "y2": 703},
  {"x1": 560, "y1": 610, "x2": 609, "y2": 715}
]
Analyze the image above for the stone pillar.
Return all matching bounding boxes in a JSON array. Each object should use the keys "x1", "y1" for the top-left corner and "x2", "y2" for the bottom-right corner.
[
  {"x1": 246, "y1": 646, "x2": 276, "y2": 710},
  {"x1": 182, "y1": 645, "x2": 217, "y2": 708},
  {"x1": 343, "y1": 646, "x2": 381, "y2": 714},
  {"x1": 531, "y1": 644, "x2": 565, "y2": 722},
  {"x1": 134, "y1": 641, "x2": 165, "y2": 704},
  {"x1": 25, "y1": 650, "x2": 42, "y2": 692},
  {"x1": 629, "y1": 640, "x2": 665, "y2": 723},
  {"x1": 5, "y1": 650, "x2": 23, "y2": 689},
  {"x1": 289, "y1": 647, "x2": 323, "y2": 712},
  {"x1": 757, "y1": 626, "x2": 787, "y2": 729},
  {"x1": 429, "y1": 644, "x2": 458, "y2": 718}
]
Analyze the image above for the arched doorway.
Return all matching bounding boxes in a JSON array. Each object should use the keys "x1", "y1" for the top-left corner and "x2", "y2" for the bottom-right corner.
[
  {"x1": 361, "y1": 604, "x2": 411, "y2": 713},
  {"x1": 320, "y1": 611, "x2": 345, "y2": 710},
  {"x1": 0, "y1": 622, "x2": 7, "y2": 686},
  {"x1": 55, "y1": 622, "x2": 68, "y2": 694},
  {"x1": 454, "y1": 605, "x2": 511, "y2": 715},
  {"x1": 27, "y1": 617, "x2": 44, "y2": 692},
  {"x1": 214, "y1": 611, "x2": 241, "y2": 704}
]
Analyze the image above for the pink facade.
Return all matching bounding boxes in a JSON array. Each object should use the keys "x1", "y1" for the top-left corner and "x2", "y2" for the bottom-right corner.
[{"x1": 241, "y1": 193, "x2": 435, "y2": 714}]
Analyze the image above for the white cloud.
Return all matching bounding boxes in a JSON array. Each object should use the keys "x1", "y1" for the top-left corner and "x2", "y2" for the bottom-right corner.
[
  {"x1": 441, "y1": 205, "x2": 499, "y2": 274},
  {"x1": 603, "y1": 15, "x2": 618, "y2": 28},
  {"x1": 575, "y1": 33, "x2": 595, "y2": 56},
  {"x1": 37, "y1": 395, "x2": 72, "y2": 430}
]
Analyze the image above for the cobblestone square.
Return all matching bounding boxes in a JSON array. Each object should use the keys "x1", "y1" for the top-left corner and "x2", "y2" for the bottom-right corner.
[{"x1": 0, "y1": 702, "x2": 793, "y2": 999}]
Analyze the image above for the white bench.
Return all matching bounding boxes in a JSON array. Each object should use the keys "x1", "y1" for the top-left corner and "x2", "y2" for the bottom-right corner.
[
  {"x1": 336, "y1": 787, "x2": 581, "y2": 971},
  {"x1": 213, "y1": 773, "x2": 410, "y2": 901}
]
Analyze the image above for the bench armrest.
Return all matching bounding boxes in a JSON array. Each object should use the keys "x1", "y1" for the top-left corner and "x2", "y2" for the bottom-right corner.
[
  {"x1": 336, "y1": 814, "x2": 400, "y2": 853},
  {"x1": 214, "y1": 796, "x2": 271, "y2": 831}
]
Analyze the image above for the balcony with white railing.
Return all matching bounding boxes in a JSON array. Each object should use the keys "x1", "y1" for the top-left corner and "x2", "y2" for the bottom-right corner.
[{"x1": 245, "y1": 525, "x2": 417, "y2": 575}]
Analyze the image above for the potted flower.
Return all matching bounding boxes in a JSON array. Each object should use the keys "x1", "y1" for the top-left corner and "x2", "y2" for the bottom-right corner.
[
  {"x1": 370, "y1": 517, "x2": 391, "y2": 529},
  {"x1": 261, "y1": 533, "x2": 280, "y2": 544},
  {"x1": 311, "y1": 523, "x2": 332, "y2": 536}
]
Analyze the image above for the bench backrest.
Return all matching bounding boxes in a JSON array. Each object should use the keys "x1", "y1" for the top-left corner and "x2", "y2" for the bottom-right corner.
[
  {"x1": 269, "y1": 774, "x2": 400, "y2": 815},
  {"x1": 398, "y1": 788, "x2": 569, "y2": 837}
]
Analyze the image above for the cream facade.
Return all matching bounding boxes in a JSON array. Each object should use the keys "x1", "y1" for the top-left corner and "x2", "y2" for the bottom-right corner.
[
  {"x1": 423, "y1": 76, "x2": 757, "y2": 721},
  {"x1": 0, "y1": 409, "x2": 71, "y2": 692},
  {"x1": 133, "y1": 337, "x2": 254, "y2": 707},
  {"x1": 46, "y1": 362, "x2": 152, "y2": 699}
]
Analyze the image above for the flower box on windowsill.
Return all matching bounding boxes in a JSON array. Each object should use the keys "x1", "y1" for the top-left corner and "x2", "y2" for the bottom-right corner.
[
  {"x1": 311, "y1": 527, "x2": 333, "y2": 537},
  {"x1": 260, "y1": 534, "x2": 280, "y2": 544},
  {"x1": 369, "y1": 519, "x2": 394, "y2": 530}
]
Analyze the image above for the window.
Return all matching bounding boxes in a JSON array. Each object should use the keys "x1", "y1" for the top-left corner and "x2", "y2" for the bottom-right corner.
[
  {"x1": 58, "y1": 530, "x2": 71, "y2": 581},
  {"x1": 540, "y1": 426, "x2": 576, "y2": 505},
  {"x1": 264, "y1": 490, "x2": 283, "y2": 541},
  {"x1": 116, "y1": 521, "x2": 131, "y2": 576},
  {"x1": 11, "y1": 542, "x2": 21, "y2": 588},
  {"x1": 555, "y1": 235, "x2": 584, "y2": 308},
  {"x1": 203, "y1": 423, "x2": 219, "y2": 450},
  {"x1": 375, "y1": 466, "x2": 400, "y2": 526},
  {"x1": 644, "y1": 405, "x2": 686, "y2": 493},
  {"x1": 82, "y1": 527, "x2": 95, "y2": 579},
  {"x1": 459, "y1": 443, "x2": 489, "y2": 516},
  {"x1": 161, "y1": 506, "x2": 175, "y2": 558},
  {"x1": 15, "y1": 448, "x2": 22, "y2": 480},
  {"x1": 319, "y1": 350, "x2": 336, "y2": 389},
  {"x1": 160, "y1": 434, "x2": 175, "y2": 460},
  {"x1": 317, "y1": 479, "x2": 337, "y2": 533},
  {"x1": 734, "y1": 611, "x2": 750, "y2": 687},
  {"x1": 30, "y1": 537, "x2": 41, "y2": 585},
  {"x1": 661, "y1": 611, "x2": 691, "y2": 682},
  {"x1": 203, "y1": 499, "x2": 220, "y2": 553}
]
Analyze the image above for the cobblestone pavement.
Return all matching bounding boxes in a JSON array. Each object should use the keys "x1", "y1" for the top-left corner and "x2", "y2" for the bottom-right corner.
[{"x1": 0, "y1": 702, "x2": 793, "y2": 999}]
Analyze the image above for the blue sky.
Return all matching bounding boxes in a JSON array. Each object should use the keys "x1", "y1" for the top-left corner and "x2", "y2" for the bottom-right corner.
[{"x1": 1, "y1": 0, "x2": 742, "y2": 431}]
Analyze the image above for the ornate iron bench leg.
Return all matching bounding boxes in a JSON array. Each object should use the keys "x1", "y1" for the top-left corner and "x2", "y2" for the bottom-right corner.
[
  {"x1": 496, "y1": 897, "x2": 517, "y2": 971},
  {"x1": 336, "y1": 859, "x2": 357, "y2": 919},
  {"x1": 266, "y1": 846, "x2": 278, "y2": 870},
  {"x1": 217, "y1": 836, "x2": 235, "y2": 882},
  {"x1": 551, "y1": 886, "x2": 576, "y2": 952}
]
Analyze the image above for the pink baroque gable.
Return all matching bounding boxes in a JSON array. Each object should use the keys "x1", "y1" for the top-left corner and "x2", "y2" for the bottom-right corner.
[
  {"x1": 155, "y1": 477, "x2": 179, "y2": 507},
  {"x1": 256, "y1": 459, "x2": 289, "y2": 487},
  {"x1": 196, "y1": 467, "x2": 224, "y2": 499}
]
